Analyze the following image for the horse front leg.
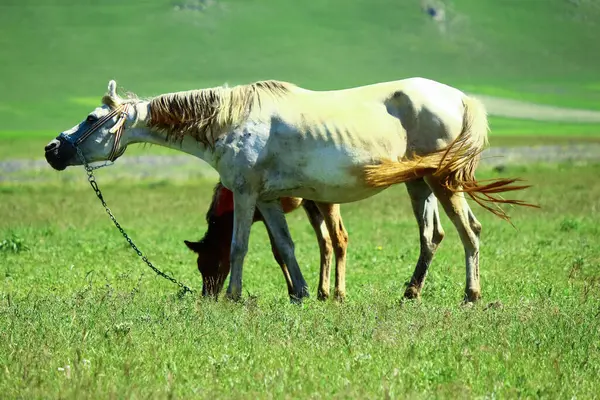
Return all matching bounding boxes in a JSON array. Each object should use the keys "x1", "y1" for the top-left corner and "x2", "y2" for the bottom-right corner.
[
  {"x1": 225, "y1": 191, "x2": 258, "y2": 301},
  {"x1": 256, "y1": 200, "x2": 309, "y2": 302}
]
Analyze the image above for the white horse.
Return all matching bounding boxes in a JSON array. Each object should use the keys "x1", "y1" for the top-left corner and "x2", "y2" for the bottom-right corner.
[{"x1": 45, "y1": 78, "x2": 533, "y2": 302}]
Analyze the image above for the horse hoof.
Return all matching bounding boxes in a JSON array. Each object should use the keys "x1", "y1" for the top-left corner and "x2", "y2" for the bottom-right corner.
[
  {"x1": 334, "y1": 290, "x2": 346, "y2": 302},
  {"x1": 290, "y1": 287, "x2": 309, "y2": 304},
  {"x1": 289, "y1": 295, "x2": 304, "y2": 305},
  {"x1": 464, "y1": 289, "x2": 481, "y2": 303},
  {"x1": 225, "y1": 291, "x2": 242, "y2": 302},
  {"x1": 403, "y1": 285, "x2": 421, "y2": 300}
]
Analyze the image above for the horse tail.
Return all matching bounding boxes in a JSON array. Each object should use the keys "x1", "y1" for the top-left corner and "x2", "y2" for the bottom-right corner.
[{"x1": 363, "y1": 95, "x2": 538, "y2": 221}]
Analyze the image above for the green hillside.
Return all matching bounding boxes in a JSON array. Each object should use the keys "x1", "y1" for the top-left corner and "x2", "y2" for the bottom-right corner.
[{"x1": 1, "y1": 0, "x2": 599, "y2": 131}]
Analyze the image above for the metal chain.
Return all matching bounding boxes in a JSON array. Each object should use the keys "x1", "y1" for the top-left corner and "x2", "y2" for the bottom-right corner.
[{"x1": 76, "y1": 147, "x2": 194, "y2": 295}]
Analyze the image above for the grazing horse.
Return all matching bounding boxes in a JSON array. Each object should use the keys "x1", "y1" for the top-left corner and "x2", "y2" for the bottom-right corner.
[
  {"x1": 184, "y1": 181, "x2": 348, "y2": 300},
  {"x1": 44, "y1": 77, "x2": 535, "y2": 302}
]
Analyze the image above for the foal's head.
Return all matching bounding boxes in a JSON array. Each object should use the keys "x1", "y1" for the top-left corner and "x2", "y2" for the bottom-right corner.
[{"x1": 184, "y1": 182, "x2": 235, "y2": 297}]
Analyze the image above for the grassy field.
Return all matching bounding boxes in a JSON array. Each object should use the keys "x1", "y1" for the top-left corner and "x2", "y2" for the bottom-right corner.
[
  {"x1": 1, "y1": 162, "x2": 599, "y2": 398},
  {"x1": 1, "y1": 0, "x2": 599, "y2": 152},
  {"x1": 1, "y1": 0, "x2": 600, "y2": 397},
  {"x1": 1, "y1": 0, "x2": 600, "y2": 132}
]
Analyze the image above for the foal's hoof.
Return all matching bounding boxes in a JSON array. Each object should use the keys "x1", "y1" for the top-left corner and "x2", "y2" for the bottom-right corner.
[
  {"x1": 317, "y1": 290, "x2": 329, "y2": 301},
  {"x1": 403, "y1": 285, "x2": 421, "y2": 300},
  {"x1": 333, "y1": 290, "x2": 346, "y2": 303}
]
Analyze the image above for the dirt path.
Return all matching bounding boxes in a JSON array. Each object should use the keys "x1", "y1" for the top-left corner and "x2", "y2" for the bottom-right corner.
[
  {"x1": 473, "y1": 95, "x2": 600, "y2": 122},
  {"x1": 2, "y1": 145, "x2": 599, "y2": 183}
]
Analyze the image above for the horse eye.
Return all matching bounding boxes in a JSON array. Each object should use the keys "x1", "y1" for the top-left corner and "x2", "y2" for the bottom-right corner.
[{"x1": 86, "y1": 115, "x2": 97, "y2": 123}]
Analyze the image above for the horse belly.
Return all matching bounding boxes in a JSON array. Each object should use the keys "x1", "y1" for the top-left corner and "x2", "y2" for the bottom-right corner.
[
  {"x1": 227, "y1": 114, "x2": 405, "y2": 203},
  {"x1": 278, "y1": 184, "x2": 386, "y2": 204},
  {"x1": 262, "y1": 144, "x2": 389, "y2": 203}
]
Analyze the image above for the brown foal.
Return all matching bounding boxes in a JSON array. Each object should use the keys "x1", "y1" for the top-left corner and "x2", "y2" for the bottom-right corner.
[{"x1": 185, "y1": 182, "x2": 348, "y2": 300}]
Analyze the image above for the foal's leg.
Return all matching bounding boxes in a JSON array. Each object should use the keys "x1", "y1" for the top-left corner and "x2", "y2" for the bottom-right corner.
[
  {"x1": 256, "y1": 200, "x2": 309, "y2": 301},
  {"x1": 265, "y1": 226, "x2": 294, "y2": 297},
  {"x1": 315, "y1": 203, "x2": 348, "y2": 301},
  {"x1": 404, "y1": 178, "x2": 445, "y2": 299},
  {"x1": 425, "y1": 176, "x2": 482, "y2": 302},
  {"x1": 302, "y1": 201, "x2": 334, "y2": 300},
  {"x1": 226, "y1": 191, "x2": 258, "y2": 301}
]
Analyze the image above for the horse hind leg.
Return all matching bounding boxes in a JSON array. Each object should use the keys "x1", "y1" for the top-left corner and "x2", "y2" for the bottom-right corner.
[
  {"x1": 425, "y1": 176, "x2": 482, "y2": 302},
  {"x1": 315, "y1": 203, "x2": 348, "y2": 302},
  {"x1": 468, "y1": 206, "x2": 482, "y2": 237},
  {"x1": 466, "y1": 203, "x2": 482, "y2": 293},
  {"x1": 404, "y1": 178, "x2": 445, "y2": 300},
  {"x1": 302, "y1": 201, "x2": 334, "y2": 300}
]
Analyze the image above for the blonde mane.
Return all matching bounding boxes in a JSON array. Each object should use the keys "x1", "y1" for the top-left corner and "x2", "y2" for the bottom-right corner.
[{"x1": 147, "y1": 80, "x2": 294, "y2": 147}]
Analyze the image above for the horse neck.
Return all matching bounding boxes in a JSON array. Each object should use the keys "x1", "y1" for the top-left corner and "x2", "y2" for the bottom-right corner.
[{"x1": 125, "y1": 101, "x2": 218, "y2": 168}]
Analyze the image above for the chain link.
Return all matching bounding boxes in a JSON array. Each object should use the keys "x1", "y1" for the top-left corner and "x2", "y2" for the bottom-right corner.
[{"x1": 76, "y1": 147, "x2": 194, "y2": 295}]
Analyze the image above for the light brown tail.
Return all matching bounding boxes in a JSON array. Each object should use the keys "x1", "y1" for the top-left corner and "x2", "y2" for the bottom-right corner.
[{"x1": 363, "y1": 96, "x2": 538, "y2": 221}]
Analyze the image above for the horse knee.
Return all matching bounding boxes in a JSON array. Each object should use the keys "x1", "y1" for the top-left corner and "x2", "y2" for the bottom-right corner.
[
  {"x1": 322, "y1": 234, "x2": 333, "y2": 257},
  {"x1": 420, "y1": 238, "x2": 436, "y2": 259},
  {"x1": 433, "y1": 227, "x2": 445, "y2": 246},
  {"x1": 467, "y1": 209, "x2": 482, "y2": 237},
  {"x1": 460, "y1": 220, "x2": 480, "y2": 254},
  {"x1": 420, "y1": 225, "x2": 444, "y2": 257},
  {"x1": 470, "y1": 219, "x2": 482, "y2": 237}
]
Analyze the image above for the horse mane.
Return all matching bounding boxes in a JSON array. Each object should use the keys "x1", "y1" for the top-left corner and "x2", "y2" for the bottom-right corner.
[{"x1": 147, "y1": 80, "x2": 294, "y2": 148}]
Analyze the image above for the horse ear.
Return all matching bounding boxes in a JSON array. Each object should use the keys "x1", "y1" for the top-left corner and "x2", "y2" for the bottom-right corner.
[
  {"x1": 184, "y1": 240, "x2": 203, "y2": 253},
  {"x1": 108, "y1": 80, "x2": 118, "y2": 98}
]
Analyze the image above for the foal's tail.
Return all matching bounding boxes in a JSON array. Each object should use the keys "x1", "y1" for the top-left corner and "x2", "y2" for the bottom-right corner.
[{"x1": 363, "y1": 96, "x2": 538, "y2": 221}]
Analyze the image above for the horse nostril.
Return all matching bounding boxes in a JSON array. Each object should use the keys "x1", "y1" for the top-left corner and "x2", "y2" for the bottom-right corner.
[{"x1": 44, "y1": 139, "x2": 60, "y2": 152}]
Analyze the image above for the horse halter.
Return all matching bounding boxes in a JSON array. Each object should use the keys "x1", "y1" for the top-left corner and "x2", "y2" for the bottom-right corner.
[{"x1": 59, "y1": 102, "x2": 131, "y2": 162}]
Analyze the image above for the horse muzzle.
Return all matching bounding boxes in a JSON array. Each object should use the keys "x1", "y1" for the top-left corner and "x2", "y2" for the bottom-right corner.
[{"x1": 44, "y1": 136, "x2": 77, "y2": 171}]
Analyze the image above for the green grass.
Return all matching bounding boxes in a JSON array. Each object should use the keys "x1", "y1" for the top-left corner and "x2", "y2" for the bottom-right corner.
[
  {"x1": 1, "y1": 163, "x2": 599, "y2": 398},
  {"x1": 1, "y1": 0, "x2": 600, "y2": 131},
  {"x1": 2, "y1": 0, "x2": 600, "y2": 396}
]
